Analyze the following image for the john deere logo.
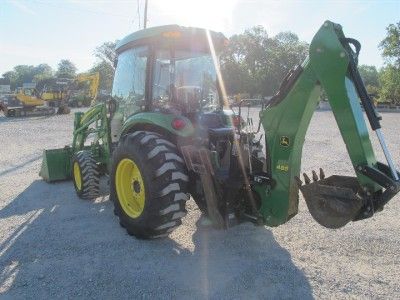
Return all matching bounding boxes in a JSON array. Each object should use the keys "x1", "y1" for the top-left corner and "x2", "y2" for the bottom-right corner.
[{"x1": 280, "y1": 136, "x2": 290, "y2": 147}]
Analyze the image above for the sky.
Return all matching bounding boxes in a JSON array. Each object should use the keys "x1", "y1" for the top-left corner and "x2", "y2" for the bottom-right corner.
[{"x1": 0, "y1": 0, "x2": 399, "y2": 74}]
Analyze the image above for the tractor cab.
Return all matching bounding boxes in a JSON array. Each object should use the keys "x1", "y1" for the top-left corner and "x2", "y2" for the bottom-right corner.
[{"x1": 111, "y1": 25, "x2": 230, "y2": 131}]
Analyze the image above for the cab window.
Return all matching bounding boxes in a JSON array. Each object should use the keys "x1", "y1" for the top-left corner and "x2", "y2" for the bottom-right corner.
[
  {"x1": 112, "y1": 46, "x2": 148, "y2": 117},
  {"x1": 152, "y1": 49, "x2": 220, "y2": 114}
]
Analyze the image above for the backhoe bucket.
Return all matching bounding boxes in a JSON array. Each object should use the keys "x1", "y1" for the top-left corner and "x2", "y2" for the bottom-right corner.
[
  {"x1": 39, "y1": 147, "x2": 72, "y2": 182},
  {"x1": 299, "y1": 175, "x2": 364, "y2": 229}
]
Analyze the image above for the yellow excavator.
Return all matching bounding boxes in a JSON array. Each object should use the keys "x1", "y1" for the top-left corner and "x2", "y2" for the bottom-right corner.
[
  {"x1": 0, "y1": 72, "x2": 99, "y2": 117},
  {"x1": 67, "y1": 72, "x2": 100, "y2": 107},
  {"x1": 41, "y1": 79, "x2": 69, "y2": 102},
  {"x1": 0, "y1": 87, "x2": 70, "y2": 117}
]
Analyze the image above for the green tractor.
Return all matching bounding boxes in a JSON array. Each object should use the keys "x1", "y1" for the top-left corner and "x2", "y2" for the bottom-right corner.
[{"x1": 40, "y1": 21, "x2": 400, "y2": 239}]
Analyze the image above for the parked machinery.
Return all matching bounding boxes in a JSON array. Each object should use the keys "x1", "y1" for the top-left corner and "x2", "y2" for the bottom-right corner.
[{"x1": 0, "y1": 86, "x2": 70, "y2": 117}]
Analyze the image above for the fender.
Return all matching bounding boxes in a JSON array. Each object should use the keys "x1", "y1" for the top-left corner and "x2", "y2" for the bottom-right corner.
[{"x1": 121, "y1": 112, "x2": 194, "y2": 138}]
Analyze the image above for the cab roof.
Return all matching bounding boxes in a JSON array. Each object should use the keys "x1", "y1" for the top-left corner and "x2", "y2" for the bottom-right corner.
[{"x1": 116, "y1": 24, "x2": 227, "y2": 54}]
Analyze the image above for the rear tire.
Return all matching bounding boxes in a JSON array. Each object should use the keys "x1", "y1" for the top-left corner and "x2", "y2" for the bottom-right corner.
[
  {"x1": 110, "y1": 131, "x2": 189, "y2": 239},
  {"x1": 72, "y1": 150, "x2": 100, "y2": 200}
]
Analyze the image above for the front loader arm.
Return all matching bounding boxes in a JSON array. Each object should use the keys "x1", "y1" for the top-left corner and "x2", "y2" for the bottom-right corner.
[{"x1": 258, "y1": 21, "x2": 400, "y2": 228}]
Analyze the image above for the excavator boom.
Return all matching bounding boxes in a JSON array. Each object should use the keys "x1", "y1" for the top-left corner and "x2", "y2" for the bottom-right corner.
[
  {"x1": 258, "y1": 21, "x2": 400, "y2": 228},
  {"x1": 74, "y1": 72, "x2": 100, "y2": 105}
]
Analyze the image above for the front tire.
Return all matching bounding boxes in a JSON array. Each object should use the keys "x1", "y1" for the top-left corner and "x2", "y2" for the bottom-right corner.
[
  {"x1": 72, "y1": 151, "x2": 100, "y2": 200},
  {"x1": 111, "y1": 131, "x2": 189, "y2": 239}
]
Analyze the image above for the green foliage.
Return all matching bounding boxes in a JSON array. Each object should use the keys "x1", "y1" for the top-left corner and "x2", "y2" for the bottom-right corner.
[
  {"x1": 2, "y1": 64, "x2": 54, "y2": 90},
  {"x1": 365, "y1": 85, "x2": 380, "y2": 99},
  {"x1": 90, "y1": 61, "x2": 114, "y2": 92},
  {"x1": 13, "y1": 65, "x2": 36, "y2": 85},
  {"x1": 358, "y1": 65, "x2": 379, "y2": 88},
  {"x1": 91, "y1": 41, "x2": 117, "y2": 93},
  {"x1": 358, "y1": 65, "x2": 380, "y2": 99},
  {"x1": 379, "y1": 22, "x2": 400, "y2": 67},
  {"x1": 94, "y1": 41, "x2": 117, "y2": 68},
  {"x1": 379, "y1": 65, "x2": 400, "y2": 104},
  {"x1": 56, "y1": 59, "x2": 77, "y2": 79},
  {"x1": 377, "y1": 22, "x2": 400, "y2": 104},
  {"x1": 2, "y1": 71, "x2": 18, "y2": 90},
  {"x1": 220, "y1": 26, "x2": 308, "y2": 97}
]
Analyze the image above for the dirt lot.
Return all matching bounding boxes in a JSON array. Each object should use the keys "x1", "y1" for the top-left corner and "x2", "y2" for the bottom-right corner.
[{"x1": 0, "y1": 109, "x2": 399, "y2": 299}]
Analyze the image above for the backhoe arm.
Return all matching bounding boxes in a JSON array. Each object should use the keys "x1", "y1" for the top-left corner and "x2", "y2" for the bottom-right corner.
[{"x1": 257, "y1": 21, "x2": 400, "y2": 228}]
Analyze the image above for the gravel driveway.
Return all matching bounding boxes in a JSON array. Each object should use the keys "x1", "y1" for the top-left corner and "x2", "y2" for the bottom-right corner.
[{"x1": 0, "y1": 109, "x2": 399, "y2": 299}]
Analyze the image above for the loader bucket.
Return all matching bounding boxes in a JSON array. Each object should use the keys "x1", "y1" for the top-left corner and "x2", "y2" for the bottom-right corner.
[
  {"x1": 299, "y1": 175, "x2": 364, "y2": 229},
  {"x1": 39, "y1": 147, "x2": 72, "y2": 182}
]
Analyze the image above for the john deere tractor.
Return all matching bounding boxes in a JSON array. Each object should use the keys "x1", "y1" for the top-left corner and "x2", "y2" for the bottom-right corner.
[{"x1": 40, "y1": 21, "x2": 400, "y2": 239}]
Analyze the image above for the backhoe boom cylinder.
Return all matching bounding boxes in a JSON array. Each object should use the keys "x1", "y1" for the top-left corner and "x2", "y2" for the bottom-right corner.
[{"x1": 376, "y1": 129, "x2": 399, "y2": 181}]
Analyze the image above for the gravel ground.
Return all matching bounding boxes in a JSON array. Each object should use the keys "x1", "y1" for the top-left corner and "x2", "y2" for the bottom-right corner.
[{"x1": 0, "y1": 109, "x2": 399, "y2": 299}]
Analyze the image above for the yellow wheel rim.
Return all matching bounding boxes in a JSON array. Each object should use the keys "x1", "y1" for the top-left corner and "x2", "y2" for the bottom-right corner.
[
  {"x1": 73, "y1": 162, "x2": 82, "y2": 191},
  {"x1": 115, "y1": 158, "x2": 146, "y2": 218}
]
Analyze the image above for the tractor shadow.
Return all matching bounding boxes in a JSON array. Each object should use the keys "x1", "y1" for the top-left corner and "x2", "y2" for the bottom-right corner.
[
  {"x1": 165, "y1": 221, "x2": 314, "y2": 299},
  {"x1": 0, "y1": 180, "x2": 313, "y2": 299}
]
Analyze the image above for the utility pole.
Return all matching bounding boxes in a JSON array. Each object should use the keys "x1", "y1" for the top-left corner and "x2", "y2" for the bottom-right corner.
[{"x1": 143, "y1": 0, "x2": 148, "y2": 29}]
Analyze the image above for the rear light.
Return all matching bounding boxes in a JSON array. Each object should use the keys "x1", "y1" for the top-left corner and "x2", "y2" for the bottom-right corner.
[{"x1": 171, "y1": 118, "x2": 186, "y2": 130}]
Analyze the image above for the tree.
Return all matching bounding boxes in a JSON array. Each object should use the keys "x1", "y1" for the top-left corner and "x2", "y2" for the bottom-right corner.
[
  {"x1": 2, "y1": 71, "x2": 18, "y2": 90},
  {"x1": 359, "y1": 65, "x2": 379, "y2": 87},
  {"x1": 33, "y1": 63, "x2": 54, "y2": 89},
  {"x1": 265, "y1": 31, "x2": 308, "y2": 96},
  {"x1": 358, "y1": 65, "x2": 380, "y2": 96},
  {"x1": 2, "y1": 63, "x2": 55, "y2": 91},
  {"x1": 379, "y1": 65, "x2": 400, "y2": 104},
  {"x1": 34, "y1": 64, "x2": 53, "y2": 79},
  {"x1": 220, "y1": 31, "x2": 256, "y2": 96},
  {"x1": 378, "y1": 22, "x2": 400, "y2": 104},
  {"x1": 94, "y1": 41, "x2": 117, "y2": 70},
  {"x1": 14, "y1": 65, "x2": 36, "y2": 85},
  {"x1": 91, "y1": 41, "x2": 117, "y2": 93},
  {"x1": 90, "y1": 61, "x2": 114, "y2": 92},
  {"x1": 56, "y1": 59, "x2": 77, "y2": 78},
  {"x1": 220, "y1": 26, "x2": 308, "y2": 97},
  {"x1": 379, "y1": 22, "x2": 400, "y2": 67}
]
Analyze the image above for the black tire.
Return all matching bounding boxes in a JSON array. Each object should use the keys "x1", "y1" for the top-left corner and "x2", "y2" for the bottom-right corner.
[
  {"x1": 57, "y1": 105, "x2": 70, "y2": 114},
  {"x1": 5, "y1": 108, "x2": 13, "y2": 117},
  {"x1": 110, "y1": 131, "x2": 189, "y2": 239},
  {"x1": 72, "y1": 150, "x2": 100, "y2": 200}
]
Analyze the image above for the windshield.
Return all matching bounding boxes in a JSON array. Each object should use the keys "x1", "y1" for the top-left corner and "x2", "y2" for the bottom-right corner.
[
  {"x1": 112, "y1": 46, "x2": 148, "y2": 117},
  {"x1": 152, "y1": 49, "x2": 220, "y2": 113}
]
